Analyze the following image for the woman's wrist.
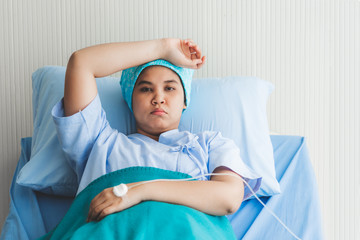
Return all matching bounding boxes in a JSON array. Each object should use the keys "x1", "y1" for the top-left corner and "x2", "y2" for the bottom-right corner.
[
  {"x1": 158, "y1": 38, "x2": 170, "y2": 60},
  {"x1": 127, "y1": 181, "x2": 148, "y2": 203}
]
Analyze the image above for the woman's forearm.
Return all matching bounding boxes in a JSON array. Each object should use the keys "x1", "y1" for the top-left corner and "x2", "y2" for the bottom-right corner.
[
  {"x1": 72, "y1": 38, "x2": 167, "y2": 78},
  {"x1": 87, "y1": 169, "x2": 242, "y2": 221},
  {"x1": 63, "y1": 38, "x2": 169, "y2": 116},
  {"x1": 137, "y1": 179, "x2": 244, "y2": 216}
]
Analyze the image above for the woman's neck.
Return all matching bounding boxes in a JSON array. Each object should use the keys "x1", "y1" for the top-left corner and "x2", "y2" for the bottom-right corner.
[
  {"x1": 136, "y1": 128, "x2": 160, "y2": 141},
  {"x1": 136, "y1": 127, "x2": 178, "y2": 142}
]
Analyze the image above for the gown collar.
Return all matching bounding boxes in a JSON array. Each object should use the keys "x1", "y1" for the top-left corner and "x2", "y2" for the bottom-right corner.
[{"x1": 130, "y1": 129, "x2": 198, "y2": 148}]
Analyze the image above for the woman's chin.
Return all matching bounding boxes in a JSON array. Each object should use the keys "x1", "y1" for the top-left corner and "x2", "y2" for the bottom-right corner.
[{"x1": 136, "y1": 117, "x2": 180, "y2": 135}]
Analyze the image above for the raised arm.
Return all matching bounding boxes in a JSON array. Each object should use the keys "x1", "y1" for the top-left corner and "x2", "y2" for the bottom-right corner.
[{"x1": 64, "y1": 38, "x2": 205, "y2": 116}]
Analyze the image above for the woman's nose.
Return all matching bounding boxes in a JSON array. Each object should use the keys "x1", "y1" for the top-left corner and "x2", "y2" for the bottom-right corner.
[{"x1": 152, "y1": 93, "x2": 165, "y2": 105}]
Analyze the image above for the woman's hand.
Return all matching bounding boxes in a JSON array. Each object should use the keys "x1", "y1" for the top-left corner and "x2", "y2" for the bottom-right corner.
[
  {"x1": 87, "y1": 183, "x2": 142, "y2": 222},
  {"x1": 163, "y1": 38, "x2": 206, "y2": 69}
]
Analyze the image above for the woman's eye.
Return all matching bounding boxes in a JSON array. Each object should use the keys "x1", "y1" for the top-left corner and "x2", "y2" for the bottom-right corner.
[
  {"x1": 140, "y1": 87, "x2": 151, "y2": 92},
  {"x1": 165, "y1": 87, "x2": 175, "y2": 91}
]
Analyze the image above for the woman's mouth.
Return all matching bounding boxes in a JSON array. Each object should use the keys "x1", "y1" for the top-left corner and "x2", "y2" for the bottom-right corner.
[{"x1": 151, "y1": 109, "x2": 166, "y2": 116}]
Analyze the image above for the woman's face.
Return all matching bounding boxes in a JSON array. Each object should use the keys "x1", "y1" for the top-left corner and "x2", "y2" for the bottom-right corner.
[{"x1": 132, "y1": 65, "x2": 186, "y2": 141}]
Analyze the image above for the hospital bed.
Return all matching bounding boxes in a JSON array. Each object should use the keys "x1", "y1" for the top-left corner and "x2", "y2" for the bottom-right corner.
[
  {"x1": 0, "y1": 66, "x2": 324, "y2": 239},
  {"x1": 1, "y1": 134, "x2": 324, "y2": 240}
]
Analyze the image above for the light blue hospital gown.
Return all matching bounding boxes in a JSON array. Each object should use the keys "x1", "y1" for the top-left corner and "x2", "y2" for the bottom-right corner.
[{"x1": 52, "y1": 93, "x2": 262, "y2": 200}]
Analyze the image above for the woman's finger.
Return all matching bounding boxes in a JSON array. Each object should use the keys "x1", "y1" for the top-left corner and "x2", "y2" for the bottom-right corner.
[
  {"x1": 188, "y1": 43, "x2": 202, "y2": 59},
  {"x1": 190, "y1": 48, "x2": 196, "y2": 60},
  {"x1": 88, "y1": 200, "x2": 104, "y2": 222},
  {"x1": 89, "y1": 199, "x2": 114, "y2": 222},
  {"x1": 92, "y1": 200, "x2": 114, "y2": 221},
  {"x1": 196, "y1": 56, "x2": 206, "y2": 69},
  {"x1": 90, "y1": 193, "x2": 107, "y2": 210},
  {"x1": 196, "y1": 48, "x2": 202, "y2": 59},
  {"x1": 185, "y1": 40, "x2": 199, "y2": 50},
  {"x1": 96, "y1": 204, "x2": 120, "y2": 221},
  {"x1": 193, "y1": 45, "x2": 202, "y2": 59},
  {"x1": 88, "y1": 197, "x2": 105, "y2": 220},
  {"x1": 87, "y1": 189, "x2": 113, "y2": 221}
]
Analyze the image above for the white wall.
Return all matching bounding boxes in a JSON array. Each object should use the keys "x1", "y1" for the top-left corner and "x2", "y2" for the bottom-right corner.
[{"x1": 1, "y1": 0, "x2": 359, "y2": 239}]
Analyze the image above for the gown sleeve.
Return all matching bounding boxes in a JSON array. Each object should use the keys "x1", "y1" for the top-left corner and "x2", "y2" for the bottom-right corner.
[
  {"x1": 51, "y1": 93, "x2": 113, "y2": 181},
  {"x1": 208, "y1": 132, "x2": 262, "y2": 201}
]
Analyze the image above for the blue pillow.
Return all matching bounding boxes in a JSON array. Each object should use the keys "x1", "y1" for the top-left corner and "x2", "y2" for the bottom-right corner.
[{"x1": 17, "y1": 66, "x2": 281, "y2": 198}]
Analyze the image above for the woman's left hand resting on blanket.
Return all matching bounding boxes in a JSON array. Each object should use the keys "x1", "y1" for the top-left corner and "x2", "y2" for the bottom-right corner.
[{"x1": 87, "y1": 166, "x2": 244, "y2": 222}]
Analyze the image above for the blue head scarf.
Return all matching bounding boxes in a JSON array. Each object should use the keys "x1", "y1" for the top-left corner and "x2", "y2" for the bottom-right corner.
[{"x1": 120, "y1": 59, "x2": 194, "y2": 113}]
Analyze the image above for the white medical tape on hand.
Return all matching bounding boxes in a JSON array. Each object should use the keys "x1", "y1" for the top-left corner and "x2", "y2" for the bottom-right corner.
[{"x1": 113, "y1": 183, "x2": 128, "y2": 197}]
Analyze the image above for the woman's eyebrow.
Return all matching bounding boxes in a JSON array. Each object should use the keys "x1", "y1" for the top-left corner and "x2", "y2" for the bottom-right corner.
[
  {"x1": 136, "y1": 79, "x2": 179, "y2": 86},
  {"x1": 136, "y1": 80, "x2": 152, "y2": 86},
  {"x1": 164, "y1": 80, "x2": 179, "y2": 84}
]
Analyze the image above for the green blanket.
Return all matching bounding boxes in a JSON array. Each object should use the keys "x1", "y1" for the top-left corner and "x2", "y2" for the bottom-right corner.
[{"x1": 39, "y1": 166, "x2": 236, "y2": 240}]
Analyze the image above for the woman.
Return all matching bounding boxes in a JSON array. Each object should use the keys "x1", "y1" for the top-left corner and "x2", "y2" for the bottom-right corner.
[{"x1": 51, "y1": 38, "x2": 261, "y2": 224}]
